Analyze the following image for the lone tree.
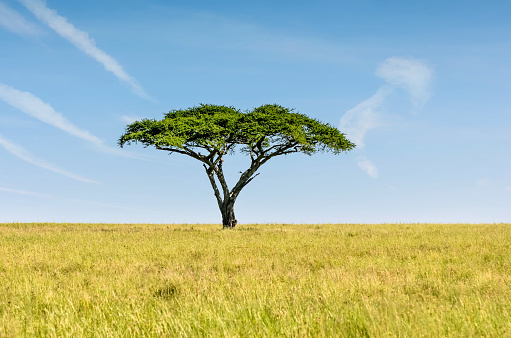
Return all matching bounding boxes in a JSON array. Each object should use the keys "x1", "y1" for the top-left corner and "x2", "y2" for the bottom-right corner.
[{"x1": 119, "y1": 104, "x2": 355, "y2": 228}]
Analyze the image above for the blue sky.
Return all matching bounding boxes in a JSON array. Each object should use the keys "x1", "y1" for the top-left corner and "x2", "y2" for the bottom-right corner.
[{"x1": 0, "y1": 0, "x2": 510, "y2": 223}]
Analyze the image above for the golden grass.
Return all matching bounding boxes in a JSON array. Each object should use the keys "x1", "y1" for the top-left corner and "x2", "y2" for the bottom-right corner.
[{"x1": 0, "y1": 223, "x2": 510, "y2": 337}]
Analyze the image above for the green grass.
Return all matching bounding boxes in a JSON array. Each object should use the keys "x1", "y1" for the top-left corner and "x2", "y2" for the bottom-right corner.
[{"x1": 0, "y1": 223, "x2": 510, "y2": 337}]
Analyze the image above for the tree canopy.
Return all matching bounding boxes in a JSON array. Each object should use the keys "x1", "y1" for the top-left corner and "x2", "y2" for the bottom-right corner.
[{"x1": 119, "y1": 104, "x2": 355, "y2": 227}]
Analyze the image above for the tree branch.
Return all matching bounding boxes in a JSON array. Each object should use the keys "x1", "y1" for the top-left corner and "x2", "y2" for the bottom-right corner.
[
  {"x1": 155, "y1": 145, "x2": 206, "y2": 162},
  {"x1": 259, "y1": 142, "x2": 301, "y2": 166},
  {"x1": 206, "y1": 149, "x2": 218, "y2": 162},
  {"x1": 230, "y1": 163, "x2": 261, "y2": 200},
  {"x1": 211, "y1": 160, "x2": 230, "y2": 199},
  {"x1": 203, "y1": 164, "x2": 223, "y2": 209},
  {"x1": 241, "y1": 172, "x2": 260, "y2": 189}
]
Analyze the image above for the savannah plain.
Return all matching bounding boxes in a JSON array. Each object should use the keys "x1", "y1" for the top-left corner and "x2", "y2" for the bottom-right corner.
[{"x1": 0, "y1": 222, "x2": 510, "y2": 337}]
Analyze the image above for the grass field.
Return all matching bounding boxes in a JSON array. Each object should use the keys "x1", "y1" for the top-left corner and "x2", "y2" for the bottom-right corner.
[{"x1": 0, "y1": 223, "x2": 510, "y2": 337}]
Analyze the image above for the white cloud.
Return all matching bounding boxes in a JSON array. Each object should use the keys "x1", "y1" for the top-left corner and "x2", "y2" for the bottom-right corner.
[
  {"x1": 339, "y1": 85, "x2": 393, "y2": 148},
  {"x1": 375, "y1": 56, "x2": 433, "y2": 108},
  {"x1": 357, "y1": 157, "x2": 378, "y2": 179},
  {"x1": 340, "y1": 56, "x2": 433, "y2": 149},
  {"x1": 0, "y1": 1, "x2": 40, "y2": 35},
  {"x1": 477, "y1": 178, "x2": 490, "y2": 187},
  {"x1": 0, "y1": 186, "x2": 53, "y2": 198},
  {"x1": 0, "y1": 83, "x2": 103, "y2": 144},
  {"x1": 155, "y1": 10, "x2": 352, "y2": 65},
  {"x1": 506, "y1": 187, "x2": 511, "y2": 192},
  {"x1": 243, "y1": 31, "x2": 350, "y2": 64},
  {"x1": 0, "y1": 133, "x2": 98, "y2": 183},
  {"x1": 121, "y1": 115, "x2": 141, "y2": 124},
  {"x1": 18, "y1": 0, "x2": 152, "y2": 100},
  {"x1": 65, "y1": 198, "x2": 151, "y2": 212},
  {"x1": 0, "y1": 186, "x2": 150, "y2": 211},
  {"x1": 0, "y1": 83, "x2": 151, "y2": 160},
  {"x1": 339, "y1": 56, "x2": 433, "y2": 178}
]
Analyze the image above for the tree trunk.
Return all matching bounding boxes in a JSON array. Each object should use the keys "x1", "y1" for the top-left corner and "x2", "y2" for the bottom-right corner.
[{"x1": 221, "y1": 200, "x2": 237, "y2": 228}]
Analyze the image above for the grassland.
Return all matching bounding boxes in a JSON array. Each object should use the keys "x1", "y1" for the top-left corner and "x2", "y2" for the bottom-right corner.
[{"x1": 0, "y1": 223, "x2": 510, "y2": 337}]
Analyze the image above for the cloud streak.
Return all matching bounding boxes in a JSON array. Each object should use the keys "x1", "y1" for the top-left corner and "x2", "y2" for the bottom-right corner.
[
  {"x1": 65, "y1": 198, "x2": 152, "y2": 212},
  {"x1": 476, "y1": 178, "x2": 490, "y2": 187},
  {"x1": 357, "y1": 157, "x2": 378, "y2": 179},
  {"x1": 0, "y1": 186, "x2": 150, "y2": 212},
  {"x1": 339, "y1": 56, "x2": 433, "y2": 178},
  {"x1": 339, "y1": 85, "x2": 392, "y2": 148},
  {"x1": 0, "y1": 186, "x2": 53, "y2": 198},
  {"x1": 0, "y1": 83, "x2": 151, "y2": 160},
  {"x1": 0, "y1": 1, "x2": 40, "y2": 35},
  {"x1": 0, "y1": 133, "x2": 98, "y2": 183},
  {"x1": 121, "y1": 115, "x2": 141, "y2": 124},
  {"x1": 340, "y1": 56, "x2": 433, "y2": 148},
  {"x1": 0, "y1": 83, "x2": 103, "y2": 144},
  {"x1": 18, "y1": 0, "x2": 151, "y2": 100},
  {"x1": 155, "y1": 11, "x2": 352, "y2": 65},
  {"x1": 375, "y1": 56, "x2": 433, "y2": 108}
]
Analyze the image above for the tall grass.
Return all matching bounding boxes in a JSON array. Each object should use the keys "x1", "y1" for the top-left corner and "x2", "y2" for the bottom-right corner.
[{"x1": 0, "y1": 223, "x2": 510, "y2": 336}]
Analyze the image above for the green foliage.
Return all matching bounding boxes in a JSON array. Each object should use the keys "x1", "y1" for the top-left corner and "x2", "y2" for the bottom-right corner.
[
  {"x1": 119, "y1": 104, "x2": 355, "y2": 227},
  {"x1": 118, "y1": 104, "x2": 355, "y2": 156}
]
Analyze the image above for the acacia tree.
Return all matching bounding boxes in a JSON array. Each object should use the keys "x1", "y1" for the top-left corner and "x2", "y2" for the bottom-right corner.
[{"x1": 119, "y1": 104, "x2": 355, "y2": 228}]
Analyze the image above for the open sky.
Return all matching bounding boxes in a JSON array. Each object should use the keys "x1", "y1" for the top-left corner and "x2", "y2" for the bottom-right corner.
[{"x1": 1, "y1": 0, "x2": 510, "y2": 224}]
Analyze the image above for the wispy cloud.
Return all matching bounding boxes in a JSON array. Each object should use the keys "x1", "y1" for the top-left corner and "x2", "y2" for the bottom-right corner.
[
  {"x1": 0, "y1": 83, "x2": 151, "y2": 160},
  {"x1": 375, "y1": 56, "x2": 433, "y2": 108},
  {"x1": 65, "y1": 198, "x2": 151, "y2": 212},
  {"x1": 18, "y1": 0, "x2": 152, "y2": 100},
  {"x1": 357, "y1": 157, "x2": 378, "y2": 179},
  {"x1": 0, "y1": 83, "x2": 103, "y2": 144},
  {"x1": 339, "y1": 85, "x2": 392, "y2": 148},
  {"x1": 0, "y1": 186, "x2": 53, "y2": 198},
  {"x1": 476, "y1": 178, "x2": 490, "y2": 187},
  {"x1": 157, "y1": 11, "x2": 351, "y2": 65},
  {"x1": 0, "y1": 1, "x2": 40, "y2": 35},
  {"x1": 0, "y1": 133, "x2": 98, "y2": 183},
  {"x1": 0, "y1": 185, "x2": 150, "y2": 211},
  {"x1": 121, "y1": 115, "x2": 141, "y2": 124},
  {"x1": 339, "y1": 56, "x2": 433, "y2": 178},
  {"x1": 340, "y1": 57, "x2": 433, "y2": 148}
]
